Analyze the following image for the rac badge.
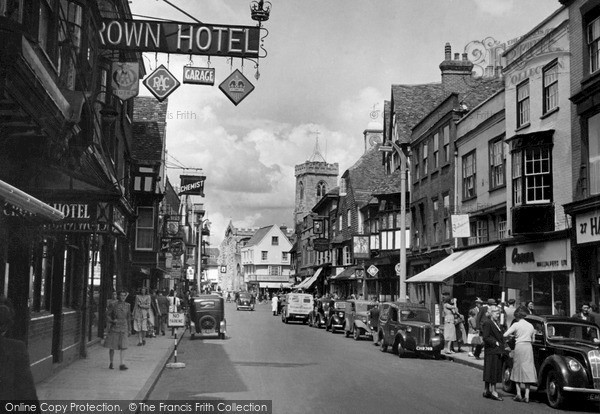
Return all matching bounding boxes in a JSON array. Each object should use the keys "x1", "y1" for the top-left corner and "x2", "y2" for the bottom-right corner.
[{"x1": 143, "y1": 64, "x2": 180, "y2": 102}]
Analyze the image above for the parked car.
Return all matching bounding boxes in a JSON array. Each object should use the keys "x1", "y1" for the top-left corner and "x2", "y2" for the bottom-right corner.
[
  {"x1": 344, "y1": 300, "x2": 378, "y2": 340},
  {"x1": 308, "y1": 297, "x2": 328, "y2": 328},
  {"x1": 501, "y1": 315, "x2": 600, "y2": 409},
  {"x1": 281, "y1": 293, "x2": 313, "y2": 324},
  {"x1": 325, "y1": 300, "x2": 347, "y2": 333},
  {"x1": 377, "y1": 302, "x2": 443, "y2": 358},
  {"x1": 189, "y1": 295, "x2": 226, "y2": 340},
  {"x1": 236, "y1": 292, "x2": 255, "y2": 311}
]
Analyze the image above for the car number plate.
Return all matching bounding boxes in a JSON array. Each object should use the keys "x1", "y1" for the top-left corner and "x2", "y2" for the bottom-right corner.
[
  {"x1": 201, "y1": 329, "x2": 214, "y2": 334},
  {"x1": 588, "y1": 394, "x2": 600, "y2": 401},
  {"x1": 416, "y1": 346, "x2": 433, "y2": 351}
]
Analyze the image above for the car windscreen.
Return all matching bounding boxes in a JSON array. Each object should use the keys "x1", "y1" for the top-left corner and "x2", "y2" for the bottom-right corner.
[
  {"x1": 400, "y1": 309, "x2": 430, "y2": 323},
  {"x1": 356, "y1": 303, "x2": 377, "y2": 313},
  {"x1": 334, "y1": 302, "x2": 347, "y2": 309},
  {"x1": 546, "y1": 322, "x2": 600, "y2": 345},
  {"x1": 239, "y1": 293, "x2": 252, "y2": 299}
]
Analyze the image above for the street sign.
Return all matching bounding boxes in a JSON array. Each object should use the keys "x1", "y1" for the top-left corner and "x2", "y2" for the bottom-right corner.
[
  {"x1": 183, "y1": 66, "x2": 215, "y2": 85},
  {"x1": 111, "y1": 62, "x2": 139, "y2": 100},
  {"x1": 219, "y1": 69, "x2": 254, "y2": 106},
  {"x1": 167, "y1": 312, "x2": 185, "y2": 327},
  {"x1": 395, "y1": 263, "x2": 402, "y2": 274},
  {"x1": 367, "y1": 265, "x2": 379, "y2": 277},
  {"x1": 186, "y1": 266, "x2": 194, "y2": 279},
  {"x1": 143, "y1": 65, "x2": 180, "y2": 102}
]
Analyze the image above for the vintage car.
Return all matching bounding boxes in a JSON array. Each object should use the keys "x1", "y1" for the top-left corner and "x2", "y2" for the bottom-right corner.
[
  {"x1": 189, "y1": 295, "x2": 226, "y2": 340},
  {"x1": 501, "y1": 315, "x2": 600, "y2": 409},
  {"x1": 307, "y1": 297, "x2": 329, "y2": 328},
  {"x1": 344, "y1": 300, "x2": 378, "y2": 340},
  {"x1": 377, "y1": 302, "x2": 443, "y2": 358},
  {"x1": 236, "y1": 291, "x2": 255, "y2": 311},
  {"x1": 281, "y1": 293, "x2": 313, "y2": 324},
  {"x1": 325, "y1": 300, "x2": 347, "y2": 333}
]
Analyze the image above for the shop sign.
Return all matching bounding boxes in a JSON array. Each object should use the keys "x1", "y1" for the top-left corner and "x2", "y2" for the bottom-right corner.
[
  {"x1": 143, "y1": 65, "x2": 180, "y2": 102},
  {"x1": 183, "y1": 66, "x2": 215, "y2": 85},
  {"x1": 313, "y1": 238, "x2": 329, "y2": 252},
  {"x1": 575, "y1": 209, "x2": 600, "y2": 245},
  {"x1": 112, "y1": 206, "x2": 126, "y2": 236},
  {"x1": 111, "y1": 62, "x2": 139, "y2": 100},
  {"x1": 367, "y1": 265, "x2": 379, "y2": 277},
  {"x1": 99, "y1": 19, "x2": 260, "y2": 59},
  {"x1": 506, "y1": 238, "x2": 571, "y2": 272},
  {"x1": 451, "y1": 215, "x2": 470, "y2": 238},
  {"x1": 160, "y1": 237, "x2": 171, "y2": 252},
  {"x1": 219, "y1": 69, "x2": 254, "y2": 106},
  {"x1": 353, "y1": 235, "x2": 370, "y2": 259},
  {"x1": 256, "y1": 275, "x2": 288, "y2": 282},
  {"x1": 179, "y1": 175, "x2": 206, "y2": 196},
  {"x1": 43, "y1": 203, "x2": 109, "y2": 233}
]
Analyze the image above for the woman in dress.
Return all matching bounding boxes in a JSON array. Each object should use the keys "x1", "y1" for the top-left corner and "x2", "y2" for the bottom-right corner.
[
  {"x1": 104, "y1": 291, "x2": 131, "y2": 370},
  {"x1": 482, "y1": 306, "x2": 506, "y2": 401},
  {"x1": 133, "y1": 287, "x2": 151, "y2": 346},
  {"x1": 503, "y1": 307, "x2": 537, "y2": 403},
  {"x1": 443, "y1": 296, "x2": 457, "y2": 354}
]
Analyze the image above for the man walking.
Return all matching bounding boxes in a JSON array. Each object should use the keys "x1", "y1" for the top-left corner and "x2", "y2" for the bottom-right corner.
[{"x1": 156, "y1": 290, "x2": 169, "y2": 335}]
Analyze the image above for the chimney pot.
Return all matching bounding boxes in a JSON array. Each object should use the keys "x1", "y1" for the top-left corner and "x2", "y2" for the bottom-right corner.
[
  {"x1": 462, "y1": 53, "x2": 468, "y2": 61},
  {"x1": 445, "y1": 43, "x2": 451, "y2": 60},
  {"x1": 454, "y1": 53, "x2": 460, "y2": 60}
]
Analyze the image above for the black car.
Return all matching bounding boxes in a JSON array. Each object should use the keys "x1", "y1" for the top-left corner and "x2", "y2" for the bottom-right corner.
[
  {"x1": 189, "y1": 295, "x2": 226, "y2": 340},
  {"x1": 325, "y1": 300, "x2": 347, "y2": 333},
  {"x1": 502, "y1": 315, "x2": 600, "y2": 409},
  {"x1": 236, "y1": 292, "x2": 255, "y2": 311}
]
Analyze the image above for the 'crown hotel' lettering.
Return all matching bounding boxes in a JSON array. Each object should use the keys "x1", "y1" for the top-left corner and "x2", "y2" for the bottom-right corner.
[{"x1": 98, "y1": 19, "x2": 260, "y2": 59}]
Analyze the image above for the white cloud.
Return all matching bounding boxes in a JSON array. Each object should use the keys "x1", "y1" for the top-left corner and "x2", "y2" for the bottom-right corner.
[{"x1": 472, "y1": 0, "x2": 515, "y2": 16}]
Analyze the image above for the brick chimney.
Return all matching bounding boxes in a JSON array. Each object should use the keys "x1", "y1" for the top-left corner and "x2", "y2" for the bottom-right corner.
[{"x1": 439, "y1": 43, "x2": 474, "y2": 94}]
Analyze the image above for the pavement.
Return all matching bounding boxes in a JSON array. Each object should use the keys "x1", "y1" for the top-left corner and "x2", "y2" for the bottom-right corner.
[
  {"x1": 441, "y1": 348, "x2": 485, "y2": 370},
  {"x1": 35, "y1": 327, "x2": 185, "y2": 402}
]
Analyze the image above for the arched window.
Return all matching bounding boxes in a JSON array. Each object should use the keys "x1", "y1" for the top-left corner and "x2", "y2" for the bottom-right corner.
[
  {"x1": 299, "y1": 181, "x2": 304, "y2": 200},
  {"x1": 316, "y1": 181, "x2": 326, "y2": 197}
]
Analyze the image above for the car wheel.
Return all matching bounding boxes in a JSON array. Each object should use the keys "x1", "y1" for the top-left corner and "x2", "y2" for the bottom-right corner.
[
  {"x1": 331, "y1": 325, "x2": 336, "y2": 334},
  {"x1": 501, "y1": 362, "x2": 515, "y2": 393},
  {"x1": 219, "y1": 332, "x2": 225, "y2": 340},
  {"x1": 546, "y1": 370, "x2": 567, "y2": 409},
  {"x1": 326, "y1": 323, "x2": 330, "y2": 332},
  {"x1": 345, "y1": 329, "x2": 351, "y2": 338},
  {"x1": 353, "y1": 327, "x2": 361, "y2": 341},
  {"x1": 396, "y1": 340, "x2": 405, "y2": 357},
  {"x1": 432, "y1": 350, "x2": 441, "y2": 360}
]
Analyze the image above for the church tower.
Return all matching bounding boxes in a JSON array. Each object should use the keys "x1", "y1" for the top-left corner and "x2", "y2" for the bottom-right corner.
[{"x1": 294, "y1": 132, "x2": 339, "y2": 224}]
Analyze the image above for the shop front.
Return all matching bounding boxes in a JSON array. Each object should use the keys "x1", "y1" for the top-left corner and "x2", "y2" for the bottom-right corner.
[{"x1": 505, "y1": 237, "x2": 573, "y2": 316}]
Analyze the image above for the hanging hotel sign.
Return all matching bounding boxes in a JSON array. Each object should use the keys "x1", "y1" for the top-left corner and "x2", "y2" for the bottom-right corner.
[
  {"x1": 575, "y1": 209, "x2": 600, "y2": 245},
  {"x1": 219, "y1": 69, "x2": 254, "y2": 106},
  {"x1": 111, "y1": 62, "x2": 139, "y2": 100},
  {"x1": 183, "y1": 66, "x2": 215, "y2": 85},
  {"x1": 506, "y1": 239, "x2": 571, "y2": 273},
  {"x1": 99, "y1": 19, "x2": 260, "y2": 59},
  {"x1": 143, "y1": 65, "x2": 180, "y2": 102},
  {"x1": 353, "y1": 235, "x2": 370, "y2": 259},
  {"x1": 179, "y1": 175, "x2": 206, "y2": 196}
]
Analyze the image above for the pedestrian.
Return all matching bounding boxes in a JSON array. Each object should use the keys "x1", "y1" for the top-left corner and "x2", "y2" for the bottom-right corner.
[
  {"x1": 454, "y1": 309, "x2": 467, "y2": 352},
  {"x1": 571, "y1": 303, "x2": 593, "y2": 322},
  {"x1": 474, "y1": 298, "x2": 495, "y2": 360},
  {"x1": 467, "y1": 308, "x2": 481, "y2": 357},
  {"x1": 0, "y1": 296, "x2": 39, "y2": 403},
  {"x1": 589, "y1": 302, "x2": 600, "y2": 328},
  {"x1": 524, "y1": 300, "x2": 535, "y2": 315},
  {"x1": 148, "y1": 289, "x2": 159, "y2": 338},
  {"x1": 504, "y1": 298, "x2": 516, "y2": 327},
  {"x1": 105, "y1": 290, "x2": 118, "y2": 335},
  {"x1": 481, "y1": 305, "x2": 506, "y2": 401},
  {"x1": 104, "y1": 290, "x2": 131, "y2": 370},
  {"x1": 503, "y1": 306, "x2": 536, "y2": 403},
  {"x1": 133, "y1": 287, "x2": 151, "y2": 346},
  {"x1": 156, "y1": 290, "x2": 169, "y2": 335},
  {"x1": 271, "y1": 293, "x2": 278, "y2": 316},
  {"x1": 553, "y1": 300, "x2": 566, "y2": 316},
  {"x1": 443, "y1": 296, "x2": 458, "y2": 355}
]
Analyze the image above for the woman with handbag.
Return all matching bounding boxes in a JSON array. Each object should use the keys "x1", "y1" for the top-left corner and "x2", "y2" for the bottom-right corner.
[
  {"x1": 443, "y1": 297, "x2": 457, "y2": 354},
  {"x1": 503, "y1": 307, "x2": 536, "y2": 403},
  {"x1": 481, "y1": 306, "x2": 506, "y2": 401}
]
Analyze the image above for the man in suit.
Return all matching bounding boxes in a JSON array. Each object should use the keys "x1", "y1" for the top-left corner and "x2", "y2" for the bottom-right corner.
[
  {"x1": 481, "y1": 306, "x2": 506, "y2": 401},
  {"x1": 571, "y1": 303, "x2": 593, "y2": 322},
  {"x1": 0, "y1": 297, "x2": 39, "y2": 403}
]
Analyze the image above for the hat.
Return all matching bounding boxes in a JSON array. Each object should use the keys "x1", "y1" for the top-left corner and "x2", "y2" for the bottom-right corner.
[
  {"x1": 475, "y1": 297, "x2": 483, "y2": 303},
  {"x1": 487, "y1": 298, "x2": 497, "y2": 306},
  {"x1": 508, "y1": 298, "x2": 516, "y2": 305}
]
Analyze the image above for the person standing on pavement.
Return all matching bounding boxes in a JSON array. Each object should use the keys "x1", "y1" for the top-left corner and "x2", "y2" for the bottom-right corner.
[
  {"x1": 467, "y1": 308, "x2": 481, "y2": 357},
  {"x1": 104, "y1": 291, "x2": 131, "y2": 370},
  {"x1": 504, "y1": 299, "x2": 516, "y2": 327},
  {"x1": 133, "y1": 287, "x2": 151, "y2": 346},
  {"x1": 443, "y1": 296, "x2": 458, "y2": 355},
  {"x1": 474, "y1": 298, "x2": 495, "y2": 360},
  {"x1": 481, "y1": 306, "x2": 506, "y2": 401},
  {"x1": 0, "y1": 296, "x2": 39, "y2": 403},
  {"x1": 503, "y1": 307, "x2": 536, "y2": 403},
  {"x1": 571, "y1": 303, "x2": 593, "y2": 322},
  {"x1": 524, "y1": 300, "x2": 535, "y2": 315},
  {"x1": 271, "y1": 293, "x2": 278, "y2": 316},
  {"x1": 156, "y1": 290, "x2": 169, "y2": 335}
]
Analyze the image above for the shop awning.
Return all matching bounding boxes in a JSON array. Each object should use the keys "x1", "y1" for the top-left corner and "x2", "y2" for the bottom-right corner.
[
  {"x1": 259, "y1": 282, "x2": 293, "y2": 289},
  {"x1": 407, "y1": 244, "x2": 501, "y2": 283},
  {"x1": 0, "y1": 180, "x2": 64, "y2": 222},
  {"x1": 330, "y1": 266, "x2": 357, "y2": 281},
  {"x1": 294, "y1": 267, "x2": 323, "y2": 290}
]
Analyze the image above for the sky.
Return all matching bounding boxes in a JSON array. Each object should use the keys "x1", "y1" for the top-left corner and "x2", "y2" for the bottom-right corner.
[{"x1": 128, "y1": 0, "x2": 561, "y2": 246}]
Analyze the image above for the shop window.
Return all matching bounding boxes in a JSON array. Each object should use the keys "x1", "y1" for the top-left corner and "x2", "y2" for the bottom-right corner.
[
  {"x1": 489, "y1": 138, "x2": 505, "y2": 189},
  {"x1": 517, "y1": 80, "x2": 530, "y2": 128},
  {"x1": 135, "y1": 207, "x2": 154, "y2": 250},
  {"x1": 462, "y1": 151, "x2": 476, "y2": 199},
  {"x1": 543, "y1": 61, "x2": 558, "y2": 114},
  {"x1": 587, "y1": 112, "x2": 600, "y2": 195}
]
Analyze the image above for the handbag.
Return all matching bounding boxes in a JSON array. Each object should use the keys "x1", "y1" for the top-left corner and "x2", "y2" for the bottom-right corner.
[{"x1": 471, "y1": 335, "x2": 482, "y2": 345}]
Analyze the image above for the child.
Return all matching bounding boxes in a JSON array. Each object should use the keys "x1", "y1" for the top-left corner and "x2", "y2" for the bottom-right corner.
[{"x1": 466, "y1": 308, "x2": 480, "y2": 357}]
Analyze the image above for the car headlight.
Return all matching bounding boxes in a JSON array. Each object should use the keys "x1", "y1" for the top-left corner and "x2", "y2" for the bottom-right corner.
[
  {"x1": 567, "y1": 358, "x2": 581, "y2": 372},
  {"x1": 434, "y1": 328, "x2": 441, "y2": 335},
  {"x1": 406, "y1": 326, "x2": 412, "y2": 333},
  {"x1": 338, "y1": 312, "x2": 344, "y2": 318},
  {"x1": 361, "y1": 317, "x2": 367, "y2": 323}
]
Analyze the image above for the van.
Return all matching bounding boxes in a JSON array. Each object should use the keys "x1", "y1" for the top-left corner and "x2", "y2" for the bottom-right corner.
[{"x1": 281, "y1": 293, "x2": 313, "y2": 324}]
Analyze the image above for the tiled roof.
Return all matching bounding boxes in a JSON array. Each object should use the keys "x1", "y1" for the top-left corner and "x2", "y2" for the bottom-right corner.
[
  {"x1": 244, "y1": 225, "x2": 273, "y2": 248},
  {"x1": 133, "y1": 97, "x2": 168, "y2": 140},
  {"x1": 346, "y1": 146, "x2": 388, "y2": 207},
  {"x1": 372, "y1": 168, "x2": 402, "y2": 196},
  {"x1": 460, "y1": 78, "x2": 505, "y2": 111},
  {"x1": 132, "y1": 121, "x2": 162, "y2": 163},
  {"x1": 391, "y1": 83, "x2": 446, "y2": 142}
]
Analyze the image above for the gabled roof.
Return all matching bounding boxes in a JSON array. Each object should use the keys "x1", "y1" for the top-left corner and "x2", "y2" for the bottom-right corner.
[
  {"x1": 244, "y1": 225, "x2": 276, "y2": 248},
  {"x1": 372, "y1": 168, "x2": 402, "y2": 196},
  {"x1": 391, "y1": 83, "x2": 446, "y2": 142},
  {"x1": 345, "y1": 146, "x2": 389, "y2": 207},
  {"x1": 132, "y1": 121, "x2": 162, "y2": 163}
]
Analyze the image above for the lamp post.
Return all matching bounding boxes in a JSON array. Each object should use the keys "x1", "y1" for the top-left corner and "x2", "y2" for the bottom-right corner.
[{"x1": 379, "y1": 141, "x2": 409, "y2": 302}]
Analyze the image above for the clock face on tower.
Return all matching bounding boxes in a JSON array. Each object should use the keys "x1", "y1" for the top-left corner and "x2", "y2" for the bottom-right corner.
[{"x1": 369, "y1": 133, "x2": 383, "y2": 147}]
